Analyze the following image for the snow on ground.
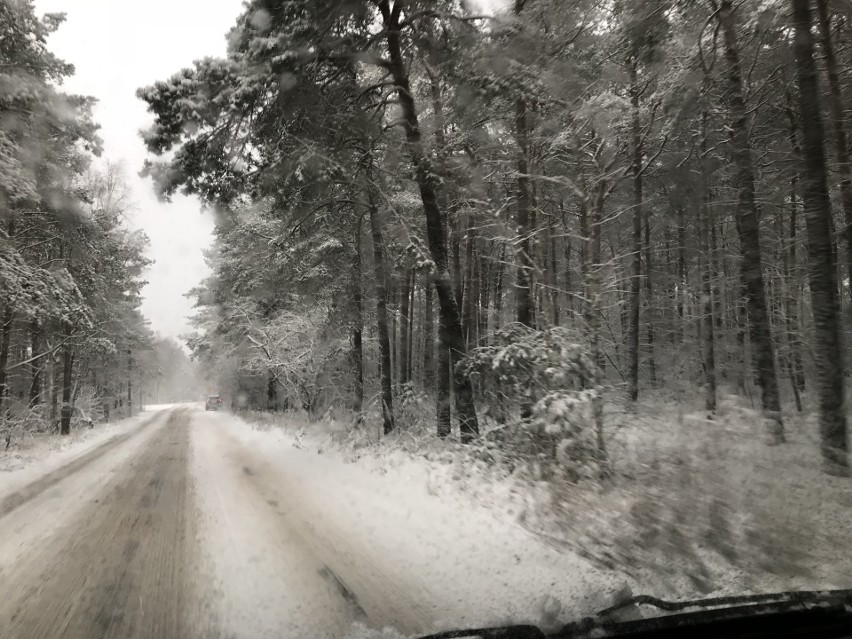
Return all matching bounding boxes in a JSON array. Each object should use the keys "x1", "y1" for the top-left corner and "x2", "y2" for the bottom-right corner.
[
  {"x1": 0, "y1": 406, "x2": 170, "y2": 497},
  {"x1": 197, "y1": 409, "x2": 629, "y2": 637},
  {"x1": 583, "y1": 393, "x2": 852, "y2": 597},
  {"x1": 191, "y1": 416, "x2": 367, "y2": 639},
  {"x1": 227, "y1": 394, "x2": 852, "y2": 608},
  {"x1": 142, "y1": 402, "x2": 187, "y2": 411}
]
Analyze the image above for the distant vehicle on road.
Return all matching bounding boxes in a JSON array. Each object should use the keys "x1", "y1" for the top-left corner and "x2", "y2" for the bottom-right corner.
[{"x1": 205, "y1": 394, "x2": 223, "y2": 411}]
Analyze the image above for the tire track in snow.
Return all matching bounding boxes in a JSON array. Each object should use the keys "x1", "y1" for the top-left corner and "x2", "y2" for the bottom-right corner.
[
  {"x1": 191, "y1": 414, "x2": 370, "y2": 638},
  {"x1": 200, "y1": 417, "x2": 441, "y2": 636}
]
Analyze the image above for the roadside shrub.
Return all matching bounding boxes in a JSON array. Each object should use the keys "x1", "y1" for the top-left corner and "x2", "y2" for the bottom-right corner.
[{"x1": 461, "y1": 324, "x2": 603, "y2": 481}]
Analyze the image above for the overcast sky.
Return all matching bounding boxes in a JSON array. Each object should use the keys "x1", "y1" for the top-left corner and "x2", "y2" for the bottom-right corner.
[
  {"x1": 33, "y1": 0, "x2": 504, "y2": 344},
  {"x1": 34, "y1": 0, "x2": 245, "y2": 342}
]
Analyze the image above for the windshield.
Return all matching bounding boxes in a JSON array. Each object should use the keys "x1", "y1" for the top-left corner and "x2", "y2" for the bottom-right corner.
[{"x1": 0, "y1": 0, "x2": 850, "y2": 638}]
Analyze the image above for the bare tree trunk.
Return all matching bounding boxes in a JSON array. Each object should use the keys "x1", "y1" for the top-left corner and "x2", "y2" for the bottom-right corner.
[
  {"x1": 493, "y1": 244, "x2": 505, "y2": 334},
  {"x1": 389, "y1": 277, "x2": 397, "y2": 384},
  {"x1": 367, "y1": 185, "x2": 395, "y2": 435},
  {"x1": 627, "y1": 60, "x2": 643, "y2": 402},
  {"x1": 512, "y1": 0, "x2": 534, "y2": 332},
  {"x1": 514, "y1": 96, "x2": 534, "y2": 329},
  {"x1": 423, "y1": 273, "x2": 434, "y2": 390},
  {"x1": 644, "y1": 199, "x2": 656, "y2": 387},
  {"x1": 127, "y1": 348, "x2": 133, "y2": 417},
  {"x1": 426, "y1": 58, "x2": 451, "y2": 429},
  {"x1": 352, "y1": 218, "x2": 364, "y2": 418},
  {"x1": 470, "y1": 248, "x2": 482, "y2": 345},
  {"x1": 791, "y1": 0, "x2": 849, "y2": 475},
  {"x1": 783, "y1": 90, "x2": 806, "y2": 408},
  {"x1": 718, "y1": 0, "x2": 784, "y2": 442},
  {"x1": 266, "y1": 370, "x2": 277, "y2": 411},
  {"x1": 399, "y1": 268, "x2": 411, "y2": 386},
  {"x1": 0, "y1": 308, "x2": 11, "y2": 418},
  {"x1": 28, "y1": 320, "x2": 41, "y2": 406},
  {"x1": 515, "y1": 94, "x2": 534, "y2": 424},
  {"x1": 700, "y1": 115, "x2": 717, "y2": 414},
  {"x1": 60, "y1": 336, "x2": 73, "y2": 435},
  {"x1": 407, "y1": 275, "x2": 415, "y2": 384},
  {"x1": 462, "y1": 222, "x2": 475, "y2": 346},
  {"x1": 788, "y1": 195, "x2": 806, "y2": 393},
  {"x1": 546, "y1": 215, "x2": 560, "y2": 326},
  {"x1": 677, "y1": 205, "x2": 687, "y2": 339},
  {"x1": 383, "y1": 5, "x2": 478, "y2": 440},
  {"x1": 815, "y1": 0, "x2": 852, "y2": 301},
  {"x1": 588, "y1": 184, "x2": 607, "y2": 464},
  {"x1": 479, "y1": 251, "x2": 490, "y2": 343}
]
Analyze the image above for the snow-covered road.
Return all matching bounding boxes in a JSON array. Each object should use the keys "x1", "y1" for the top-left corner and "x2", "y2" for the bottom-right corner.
[{"x1": 0, "y1": 407, "x2": 624, "y2": 638}]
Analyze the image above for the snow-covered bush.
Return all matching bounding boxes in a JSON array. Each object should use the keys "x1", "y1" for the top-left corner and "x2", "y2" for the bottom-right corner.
[
  {"x1": 396, "y1": 383, "x2": 433, "y2": 434},
  {"x1": 461, "y1": 324, "x2": 603, "y2": 481}
]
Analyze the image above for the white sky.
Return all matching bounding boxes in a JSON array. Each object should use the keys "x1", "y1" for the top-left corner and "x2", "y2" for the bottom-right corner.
[
  {"x1": 33, "y1": 0, "x2": 506, "y2": 343},
  {"x1": 34, "y1": 0, "x2": 246, "y2": 341}
]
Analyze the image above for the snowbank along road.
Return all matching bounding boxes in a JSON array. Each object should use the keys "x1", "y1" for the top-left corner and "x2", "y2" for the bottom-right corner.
[{"x1": 0, "y1": 407, "x2": 623, "y2": 638}]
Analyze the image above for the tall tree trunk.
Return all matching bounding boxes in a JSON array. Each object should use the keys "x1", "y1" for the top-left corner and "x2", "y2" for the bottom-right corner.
[
  {"x1": 627, "y1": 60, "x2": 643, "y2": 402},
  {"x1": 49, "y1": 356, "x2": 58, "y2": 427},
  {"x1": 546, "y1": 215, "x2": 560, "y2": 326},
  {"x1": 0, "y1": 308, "x2": 11, "y2": 418},
  {"x1": 676, "y1": 205, "x2": 687, "y2": 341},
  {"x1": 462, "y1": 222, "x2": 476, "y2": 346},
  {"x1": 423, "y1": 273, "x2": 434, "y2": 391},
  {"x1": 452, "y1": 216, "x2": 464, "y2": 312},
  {"x1": 352, "y1": 218, "x2": 364, "y2": 419},
  {"x1": 577, "y1": 189, "x2": 589, "y2": 315},
  {"x1": 399, "y1": 268, "x2": 411, "y2": 386},
  {"x1": 60, "y1": 336, "x2": 73, "y2": 435},
  {"x1": 589, "y1": 184, "x2": 607, "y2": 464},
  {"x1": 815, "y1": 0, "x2": 852, "y2": 301},
  {"x1": 512, "y1": 0, "x2": 534, "y2": 332},
  {"x1": 515, "y1": 95, "x2": 534, "y2": 424},
  {"x1": 426, "y1": 54, "x2": 453, "y2": 436},
  {"x1": 514, "y1": 96, "x2": 534, "y2": 329},
  {"x1": 479, "y1": 252, "x2": 490, "y2": 343},
  {"x1": 382, "y1": 6, "x2": 478, "y2": 440},
  {"x1": 436, "y1": 337, "x2": 451, "y2": 438},
  {"x1": 29, "y1": 320, "x2": 41, "y2": 406},
  {"x1": 470, "y1": 248, "x2": 482, "y2": 345},
  {"x1": 367, "y1": 186, "x2": 395, "y2": 435},
  {"x1": 718, "y1": 0, "x2": 784, "y2": 442},
  {"x1": 788, "y1": 189, "x2": 806, "y2": 393},
  {"x1": 700, "y1": 114, "x2": 717, "y2": 414},
  {"x1": 389, "y1": 277, "x2": 397, "y2": 383},
  {"x1": 493, "y1": 244, "x2": 505, "y2": 334},
  {"x1": 784, "y1": 89, "x2": 806, "y2": 404},
  {"x1": 644, "y1": 200, "x2": 656, "y2": 387},
  {"x1": 407, "y1": 276, "x2": 415, "y2": 384},
  {"x1": 266, "y1": 370, "x2": 277, "y2": 412},
  {"x1": 791, "y1": 0, "x2": 849, "y2": 475},
  {"x1": 127, "y1": 348, "x2": 133, "y2": 417}
]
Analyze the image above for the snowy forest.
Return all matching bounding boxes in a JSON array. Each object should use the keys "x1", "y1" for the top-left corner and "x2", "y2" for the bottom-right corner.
[
  {"x1": 137, "y1": 0, "x2": 850, "y2": 476},
  {"x1": 0, "y1": 2, "x2": 201, "y2": 443},
  {"x1": 2, "y1": 0, "x2": 852, "y2": 623}
]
